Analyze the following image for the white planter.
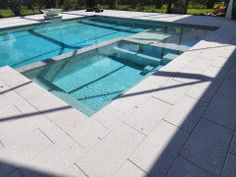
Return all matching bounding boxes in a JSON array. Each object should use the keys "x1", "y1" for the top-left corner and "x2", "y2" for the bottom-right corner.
[{"x1": 41, "y1": 9, "x2": 62, "y2": 17}]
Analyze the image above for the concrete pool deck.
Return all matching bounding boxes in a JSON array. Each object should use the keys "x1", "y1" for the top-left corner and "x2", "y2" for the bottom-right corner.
[{"x1": 0, "y1": 10, "x2": 236, "y2": 177}]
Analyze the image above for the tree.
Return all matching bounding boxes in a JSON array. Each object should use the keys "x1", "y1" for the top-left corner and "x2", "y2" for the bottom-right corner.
[
  {"x1": 167, "y1": 0, "x2": 172, "y2": 13},
  {"x1": 44, "y1": 0, "x2": 57, "y2": 8},
  {"x1": 130, "y1": 0, "x2": 136, "y2": 9},
  {"x1": 155, "y1": 0, "x2": 163, "y2": 9},
  {"x1": 167, "y1": 0, "x2": 190, "y2": 14},
  {"x1": 7, "y1": 0, "x2": 22, "y2": 16},
  {"x1": 26, "y1": 0, "x2": 40, "y2": 14},
  {"x1": 206, "y1": 0, "x2": 217, "y2": 9},
  {"x1": 86, "y1": 0, "x2": 97, "y2": 8},
  {"x1": 63, "y1": 0, "x2": 75, "y2": 10}
]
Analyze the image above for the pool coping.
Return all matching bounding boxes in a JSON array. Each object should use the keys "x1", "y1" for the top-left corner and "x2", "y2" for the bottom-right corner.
[
  {"x1": 16, "y1": 37, "x2": 124, "y2": 73},
  {"x1": 16, "y1": 36, "x2": 187, "y2": 73},
  {"x1": 0, "y1": 12, "x2": 220, "y2": 32}
]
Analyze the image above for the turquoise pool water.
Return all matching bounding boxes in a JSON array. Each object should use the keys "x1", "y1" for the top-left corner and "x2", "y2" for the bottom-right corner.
[
  {"x1": 0, "y1": 16, "x2": 214, "y2": 68},
  {"x1": 23, "y1": 54, "x2": 145, "y2": 116},
  {"x1": 23, "y1": 40, "x2": 182, "y2": 116}
]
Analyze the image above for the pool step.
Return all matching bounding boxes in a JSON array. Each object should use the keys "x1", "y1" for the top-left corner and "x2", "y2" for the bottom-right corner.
[
  {"x1": 161, "y1": 53, "x2": 179, "y2": 65},
  {"x1": 80, "y1": 19, "x2": 141, "y2": 33},
  {"x1": 141, "y1": 65, "x2": 155, "y2": 75},
  {"x1": 112, "y1": 47, "x2": 161, "y2": 66},
  {"x1": 130, "y1": 31, "x2": 172, "y2": 42}
]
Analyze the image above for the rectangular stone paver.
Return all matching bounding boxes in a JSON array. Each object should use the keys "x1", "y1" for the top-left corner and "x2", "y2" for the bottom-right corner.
[
  {"x1": 41, "y1": 107, "x2": 86, "y2": 132},
  {"x1": 3, "y1": 128, "x2": 53, "y2": 158},
  {"x1": 152, "y1": 79, "x2": 190, "y2": 105},
  {"x1": 167, "y1": 157, "x2": 214, "y2": 177},
  {"x1": 76, "y1": 123, "x2": 145, "y2": 177},
  {"x1": 227, "y1": 62, "x2": 236, "y2": 79},
  {"x1": 13, "y1": 81, "x2": 50, "y2": 100},
  {"x1": 203, "y1": 94, "x2": 236, "y2": 130},
  {"x1": 185, "y1": 80, "x2": 219, "y2": 103},
  {"x1": 204, "y1": 65, "x2": 227, "y2": 82},
  {"x1": 92, "y1": 106, "x2": 125, "y2": 129},
  {"x1": 210, "y1": 56, "x2": 234, "y2": 69},
  {"x1": 172, "y1": 66, "x2": 204, "y2": 84},
  {"x1": 0, "y1": 68, "x2": 31, "y2": 87},
  {"x1": 20, "y1": 138, "x2": 86, "y2": 177},
  {"x1": 129, "y1": 120, "x2": 188, "y2": 177},
  {"x1": 113, "y1": 160, "x2": 148, "y2": 177},
  {"x1": 145, "y1": 53, "x2": 195, "y2": 86},
  {"x1": 0, "y1": 129, "x2": 53, "y2": 176},
  {"x1": 27, "y1": 92, "x2": 69, "y2": 112},
  {"x1": 110, "y1": 79, "x2": 157, "y2": 114},
  {"x1": 217, "y1": 78, "x2": 236, "y2": 99},
  {"x1": 229, "y1": 131, "x2": 236, "y2": 156},
  {"x1": 25, "y1": 111, "x2": 69, "y2": 143},
  {"x1": 221, "y1": 153, "x2": 236, "y2": 177},
  {"x1": 187, "y1": 58, "x2": 212, "y2": 71},
  {"x1": 0, "y1": 99, "x2": 23, "y2": 122},
  {"x1": 2, "y1": 87, "x2": 39, "y2": 115},
  {"x1": 0, "y1": 106, "x2": 67, "y2": 146},
  {"x1": 181, "y1": 119, "x2": 233, "y2": 176},
  {"x1": 0, "y1": 93, "x2": 10, "y2": 108},
  {"x1": 164, "y1": 95, "x2": 207, "y2": 133},
  {"x1": 124, "y1": 97, "x2": 172, "y2": 135},
  {"x1": 67, "y1": 119, "x2": 108, "y2": 148},
  {"x1": 6, "y1": 170, "x2": 23, "y2": 177}
]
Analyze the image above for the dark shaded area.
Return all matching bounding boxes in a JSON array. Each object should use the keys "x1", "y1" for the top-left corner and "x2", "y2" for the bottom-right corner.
[
  {"x1": 0, "y1": 162, "x2": 63, "y2": 177},
  {"x1": 146, "y1": 47, "x2": 236, "y2": 177}
]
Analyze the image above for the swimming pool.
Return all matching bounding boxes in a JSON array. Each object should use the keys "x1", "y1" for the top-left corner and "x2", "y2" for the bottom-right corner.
[
  {"x1": 22, "y1": 39, "x2": 183, "y2": 116},
  {"x1": 0, "y1": 16, "x2": 214, "y2": 68}
]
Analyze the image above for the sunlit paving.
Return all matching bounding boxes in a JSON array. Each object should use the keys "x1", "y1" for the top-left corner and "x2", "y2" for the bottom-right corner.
[{"x1": 0, "y1": 0, "x2": 236, "y2": 177}]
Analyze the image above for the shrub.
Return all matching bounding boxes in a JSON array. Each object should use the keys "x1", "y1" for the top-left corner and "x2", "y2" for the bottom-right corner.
[
  {"x1": 63, "y1": 0, "x2": 75, "y2": 10},
  {"x1": 87, "y1": 0, "x2": 97, "y2": 8},
  {"x1": 8, "y1": 0, "x2": 21, "y2": 16}
]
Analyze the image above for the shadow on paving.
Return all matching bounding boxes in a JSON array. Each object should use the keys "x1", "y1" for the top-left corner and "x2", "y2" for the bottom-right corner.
[
  {"x1": 0, "y1": 161, "x2": 69, "y2": 177},
  {"x1": 143, "y1": 41, "x2": 236, "y2": 176}
]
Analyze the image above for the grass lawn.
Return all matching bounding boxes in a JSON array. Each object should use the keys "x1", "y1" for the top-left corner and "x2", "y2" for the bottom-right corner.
[
  {"x1": 0, "y1": 8, "x2": 40, "y2": 18},
  {"x1": 187, "y1": 9, "x2": 213, "y2": 15},
  {"x1": 100, "y1": 5, "x2": 213, "y2": 15}
]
